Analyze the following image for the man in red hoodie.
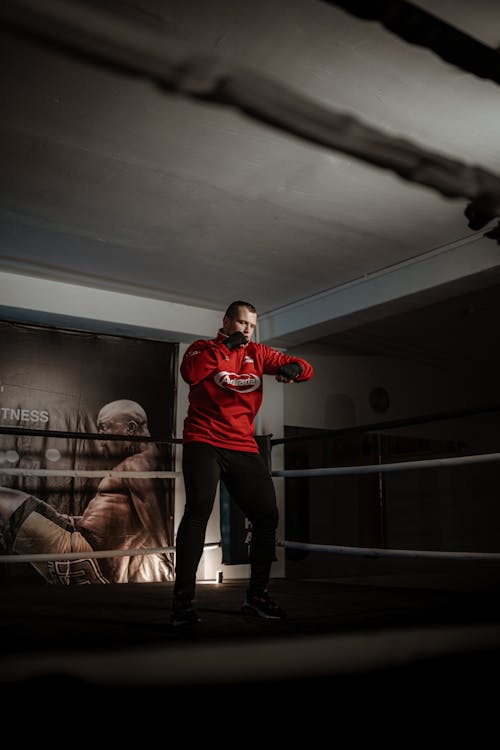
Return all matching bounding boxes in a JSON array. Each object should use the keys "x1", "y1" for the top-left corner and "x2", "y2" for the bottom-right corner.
[{"x1": 171, "y1": 300, "x2": 313, "y2": 626}]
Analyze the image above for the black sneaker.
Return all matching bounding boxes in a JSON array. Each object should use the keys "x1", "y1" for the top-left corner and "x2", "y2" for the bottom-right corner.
[
  {"x1": 241, "y1": 588, "x2": 286, "y2": 620},
  {"x1": 170, "y1": 595, "x2": 202, "y2": 627}
]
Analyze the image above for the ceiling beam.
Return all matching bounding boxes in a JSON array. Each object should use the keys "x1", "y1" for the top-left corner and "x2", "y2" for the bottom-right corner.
[
  {"x1": 258, "y1": 234, "x2": 500, "y2": 346},
  {"x1": 0, "y1": 271, "x2": 221, "y2": 342}
]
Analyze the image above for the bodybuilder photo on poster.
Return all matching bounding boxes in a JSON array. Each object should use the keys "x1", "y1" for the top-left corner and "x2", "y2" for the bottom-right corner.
[{"x1": 0, "y1": 322, "x2": 177, "y2": 584}]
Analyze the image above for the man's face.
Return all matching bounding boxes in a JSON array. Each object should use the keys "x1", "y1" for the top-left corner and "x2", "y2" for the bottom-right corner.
[
  {"x1": 223, "y1": 306, "x2": 257, "y2": 343},
  {"x1": 96, "y1": 411, "x2": 130, "y2": 458}
]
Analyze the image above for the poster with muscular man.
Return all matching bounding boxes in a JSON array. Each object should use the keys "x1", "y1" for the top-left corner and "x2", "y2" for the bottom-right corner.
[{"x1": 0, "y1": 321, "x2": 177, "y2": 585}]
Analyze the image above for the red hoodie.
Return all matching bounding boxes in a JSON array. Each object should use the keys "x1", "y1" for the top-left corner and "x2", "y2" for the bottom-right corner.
[{"x1": 181, "y1": 331, "x2": 313, "y2": 452}]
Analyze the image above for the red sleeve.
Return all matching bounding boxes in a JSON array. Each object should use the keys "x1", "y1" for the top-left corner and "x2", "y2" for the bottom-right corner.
[
  {"x1": 180, "y1": 340, "x2": 228, "y2": 386},
  {"x1": 259, "y1": 345, "x2": 314, "y2": 381}
]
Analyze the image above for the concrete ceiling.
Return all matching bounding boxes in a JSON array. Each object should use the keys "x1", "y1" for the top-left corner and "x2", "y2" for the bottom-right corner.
[{"x1": 1, "y1": 0, "x2": 500, "y2": 360}]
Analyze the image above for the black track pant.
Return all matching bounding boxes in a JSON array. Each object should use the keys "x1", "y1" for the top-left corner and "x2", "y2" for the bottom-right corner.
[{"x1": 174, "y1": 441, "x2": 279, "y2": 600}]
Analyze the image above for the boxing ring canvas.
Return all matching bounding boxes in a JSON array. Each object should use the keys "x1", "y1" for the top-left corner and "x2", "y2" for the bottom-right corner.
[{"x1": 0, "y1": 320, "x2": 178, "y2": 585}]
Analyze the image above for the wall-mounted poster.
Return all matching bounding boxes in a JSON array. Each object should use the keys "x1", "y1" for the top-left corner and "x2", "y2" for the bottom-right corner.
[{"x1": 0, "y1": 320, "x2": 178, "y2": 585}]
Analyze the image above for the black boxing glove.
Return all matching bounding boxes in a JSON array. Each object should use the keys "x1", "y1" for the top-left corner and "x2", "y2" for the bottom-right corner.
[
  {"x1": 223, "y1": 331, "x2": 247, "y2": 351},
  {"x1": 278, "y1": 362, "x2": 303, "y2": 380}
]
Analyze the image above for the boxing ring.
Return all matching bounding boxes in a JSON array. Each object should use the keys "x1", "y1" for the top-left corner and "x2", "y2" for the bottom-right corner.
[
  {"x1": 3, "y1": 429, "x2": 500, "y2": 567},
  {"x1": 2, "y1": 0, "x2": 500, "y2": 574},
  {"x1": 2, "y1": 0, "x2": 500, "y2": 692},
  {"x1": 2, "y1": 414, "x2": 500, "y2": 694},
  {"x1": 3, "y1": 404, "x2": 500, "y2": 568}
]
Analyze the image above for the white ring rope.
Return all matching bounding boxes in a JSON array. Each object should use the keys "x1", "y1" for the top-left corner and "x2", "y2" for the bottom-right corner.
[
  {"x1": 272, "y1": 451, "x2": 500, "y2": 478},
  {"x1": 280, "y1": 540, "x2": 500, "y2": 561},
  {"x1": 2, "y1": 450, "x2": 499, "y2": 480},
  {"x1": 0, "y1": 469, "x2": 180, "y2": 478},
  {"x1": 0, "y1": 542, "x2": 220, "y2": 564},
  {"x1": 2, "y1": 452, "x2": 500, "y2": 564}
]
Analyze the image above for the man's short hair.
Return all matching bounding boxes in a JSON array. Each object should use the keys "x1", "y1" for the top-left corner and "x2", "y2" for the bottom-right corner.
[
  {"x1": 224, "y1": 300, "x2": 257, "y2": 319},
  {"x1": 98, "y1": 399, "x2": 148, "y2": 428}
]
